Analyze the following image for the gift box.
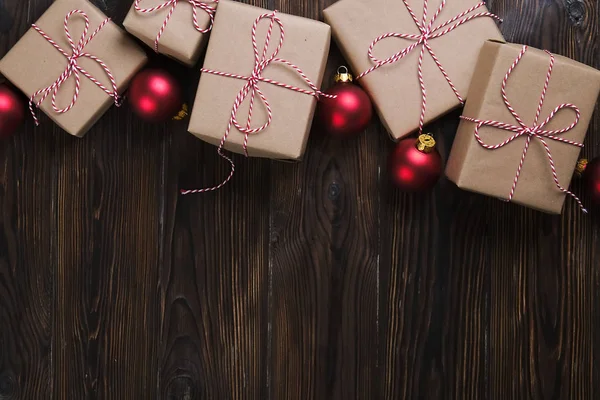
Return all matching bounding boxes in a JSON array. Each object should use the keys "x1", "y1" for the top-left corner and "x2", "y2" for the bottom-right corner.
[
  {"x1": 323, "y1": 0, "x2": 503, "y2": 140},
  {"x1": 0, "y1": 0, "x2": 147, "y2": 137},
  {"x1": 446, "y1": 41, "x2": 600, "y2": 214},
  {"x1": 123, "y1": 0, "x2": 216, "y2": 66},
  {"x1": 188, "y1": 0, "x2": 330, "y2": 160}
]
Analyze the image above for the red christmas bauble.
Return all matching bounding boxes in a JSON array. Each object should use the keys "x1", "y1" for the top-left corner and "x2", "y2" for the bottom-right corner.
[
  {"x1": 583, "y1": 157, "x2": 600, "y2": 205},
  {"x1": 317, "y1": 67, "x2": 372, "y2": 139},
  {"x1": 388, "y1": 134, "x2": 443, "y2": 191},
  {"x1": 128, "y1": 69, "x2": 183, "y2": 122},
  {"x1": 0, "y1": 84, "x2": 25, "y2": 139}
]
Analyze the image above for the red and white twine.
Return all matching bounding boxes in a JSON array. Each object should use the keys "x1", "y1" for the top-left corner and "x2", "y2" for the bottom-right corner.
[
  {"x1": 29, "y1": 10, "x2": 120, "y2": 126},
  {"x1": 461, "y1": 45, "x2": 587, "y2": 212},
  {"x1": 180, "y1": 11, "x2": 334, "y2": 195},
  {"x1": 134, "y1": 0, "x2": 218, "y2": 53},
  {"x1": 356, "y1": 0, "x2": 501, "y2": 135}
]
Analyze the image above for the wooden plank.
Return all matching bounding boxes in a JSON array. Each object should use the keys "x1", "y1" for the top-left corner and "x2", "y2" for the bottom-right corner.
[
  {"x1": 0, "y1": 105, "x2": 56, "y2": 400},
  {"x1": 158, "y1": 13, "x2": 271, "y2": 397},
  {"x1": 268, "y1": 0, "x2": 380, "y2": 398},
  {"x1": 0, "y1": 131, "x2": 56, "y2": 400},
  {"x1": 0, "y1": 1, "x2": 55, "y2": 399},
  {"x1": 487, "y1": 0, "x2": 599, "y2": 398},
  {"x1": 53, "y1": 111, "x2": 163, "y2": 399}
]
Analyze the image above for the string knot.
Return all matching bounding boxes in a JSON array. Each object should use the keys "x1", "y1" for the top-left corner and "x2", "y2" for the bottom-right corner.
[
  {"x1": 524, "y1": 126, "x2": 539, "y2": 136},
  {"x1": 248, "y1": 70, "x2": 261, "y2": 87},
  {"x1": 460, "y1": 45, "x2": 587, "y2": 213},
  {"x1": 417, "y1": 28, "x2": 431, "y2": 44}
]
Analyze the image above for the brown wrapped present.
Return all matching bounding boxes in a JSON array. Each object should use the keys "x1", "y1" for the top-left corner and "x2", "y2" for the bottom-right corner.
[
  {"x1": 323, "y1": 0, "x2": 503, "y2": 140},
  {"x1": 123, "y1": 0, "x2": 216, "y2": 66},
  {"x1": 0, "y1": 0, "x2": 147, "y2": 137},
  {"x1": 446, "y1": 42, "x2": 600, "y2": 214},
  {"x1": 187, "y1": 0, "x2": 330, "y2": 164}
]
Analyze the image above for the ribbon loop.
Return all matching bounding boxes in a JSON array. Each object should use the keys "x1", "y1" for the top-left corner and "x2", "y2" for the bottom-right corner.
[
  {"x1": 460, "y1": 45, "x2": 587, "y2": 213},
  {"x1": 181, "y1": 11, "x2": 334, "y2": 194},
  {"x1": 357, "y1": 0, "x2": 501, "y2": 135},
  {"x1": 28, "y1": 10, "x2": 120, "y2": 126},
  {"x1": 134, "y1": 0, "x2": 218, "y2": 53}
]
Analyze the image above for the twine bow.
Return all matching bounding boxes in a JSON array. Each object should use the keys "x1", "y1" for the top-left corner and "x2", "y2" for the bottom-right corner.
[
  {"x1": 134, "y1": 0, "x2": 218, "y2": 53},
  {"x1": 461, "y1": 45, "x2": 586, "y2": 212},
  {"x1": 180, "y1": 11, "x2": 334, "y2": 194},
  {"x1": 357, "y1": 0, "x2": 501, "y2": 135},
  {"x1": 29, "y1": 9, "x2": 121, "y2": 126}
]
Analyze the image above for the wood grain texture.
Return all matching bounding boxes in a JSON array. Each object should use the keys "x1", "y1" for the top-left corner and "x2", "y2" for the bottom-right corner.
[
  {"x1": 0, "y1": 0, "x2": 598, "y2": 399},
  {"x1": 0, "y1": 1, "x2": 55, "y2": 399},
  {"x1": 53, "y1": 107, "x2": 163, "y2": 400},
  {"x1": 0, "y1": 122, "x2": 56, "y2": 400},
  {"x1": 161, "y1": 132, "x2": 270, "y2": 400}
]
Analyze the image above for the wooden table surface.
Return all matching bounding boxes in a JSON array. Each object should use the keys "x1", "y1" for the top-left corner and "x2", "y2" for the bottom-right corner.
[{"x1": 1, "y1": 0, "x2": 599, "y2": 399}]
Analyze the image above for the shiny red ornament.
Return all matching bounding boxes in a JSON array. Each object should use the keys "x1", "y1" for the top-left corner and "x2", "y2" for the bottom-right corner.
[
  {"x1": 388, "y1": 134, "x2": 443, "y2": 192},
  {"x1": 583, "y1": 157, "x2": 600, "y2": 205},
  {"x1": 128, "y1": 68, "x2": 183, "y2": 122},
  {"x1": 0, "y1": 83, "x2": 25, "y2": 139},
  {"x1": 317, "y1": 66, "x2": 372, "y2": 139}
]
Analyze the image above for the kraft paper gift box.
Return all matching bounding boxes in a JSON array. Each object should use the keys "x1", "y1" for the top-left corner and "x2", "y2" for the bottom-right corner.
[
  {"x1": 446, "y1": 41, "x2": 600, "y2": 214},
  {"x1": 0, "y1": 0, "x2": 147, "y2": 137},
  {"x1": 188, "y1": 0, "x2": 330, "y2": 160},
  {"x1": 323, "y1": 0, "x2": 504, "y2": 141},
  {"x1": 123, "y1": 0, "x2": 216, "y2": 66}
]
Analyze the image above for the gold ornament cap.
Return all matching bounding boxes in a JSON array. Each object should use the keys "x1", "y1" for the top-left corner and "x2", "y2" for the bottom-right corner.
[
  {"x1": 334, "y1": 66, "x2": 353, "y2": 83},
  {"x1": 173, "y1": 103, "x2": 189, "y2": 121},
  {"x1": 416, "y1": 134, "x2": 436, "y2": 153},
  {"x1": 575, "y1": 158, "x2": 588, "y2": 177}
]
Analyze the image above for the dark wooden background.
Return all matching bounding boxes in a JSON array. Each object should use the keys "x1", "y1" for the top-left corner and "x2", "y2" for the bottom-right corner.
[{"x1": 1, "y1": 0, "x2": 599, "y2": 398}]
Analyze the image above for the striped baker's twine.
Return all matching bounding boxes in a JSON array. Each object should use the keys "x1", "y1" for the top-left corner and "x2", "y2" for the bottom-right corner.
[
  {"x1": 29, "y1": 9, "x2": 121, "y2": 126},
  {"x1": 180, "y1": 11, "x2": 335, "y2": 195},
  {"x1": 461, "y1": 45, "x2": 587, "y2": 213},
  {"x1": 134, "y1": 0, "x2": 218, "y2": 53},
  {"x1": 356, "y1": 0, "x2": 501, "y2": 135}
]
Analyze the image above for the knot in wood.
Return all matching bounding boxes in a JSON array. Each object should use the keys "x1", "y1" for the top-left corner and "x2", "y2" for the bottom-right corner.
[
  {"x1": 0, "y1": 372, "x2": 15, "y2": 398},
  {"x1": 328, "y1": 182, "x2": 341, "y2": 200},
  {"x1": 566, "y1": 0, "x2": 586, "y2": 26}
]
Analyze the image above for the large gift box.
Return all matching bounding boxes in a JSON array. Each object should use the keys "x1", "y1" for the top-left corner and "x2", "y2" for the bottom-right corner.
[
  {"x1": 188, "y1": 0, "x2": 330, "y2": 160},
  {"x1": 123, "y1": 0, "x2": 216, "y2": 66},
  {"x1": 0, "y1": 0, "x2": 147, "y2": 137},
  {"x1": 323, "y1": 0, "x2": 503, "y2": 140},
  {"x1": 446, "y1": 41, "x2": 600, "y2": 214}
]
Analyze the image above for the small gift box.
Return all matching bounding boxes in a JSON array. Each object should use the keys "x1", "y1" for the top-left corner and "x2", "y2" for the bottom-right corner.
[
  {"x1": 0, "y1": 0, "x2": 147, "y2": 137},
  {"x1": 323, "y1": 0, "x2": 503, "y2": 140},
  {"x1": 123, "y1": 0, "x2": 217, "y2": 66},
  {"x1": 446, "y1": 41, "x2": 600, "y2": 214},
  {"x1": 187, "y1": 0, "x2": 330, "y2": 162}
]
